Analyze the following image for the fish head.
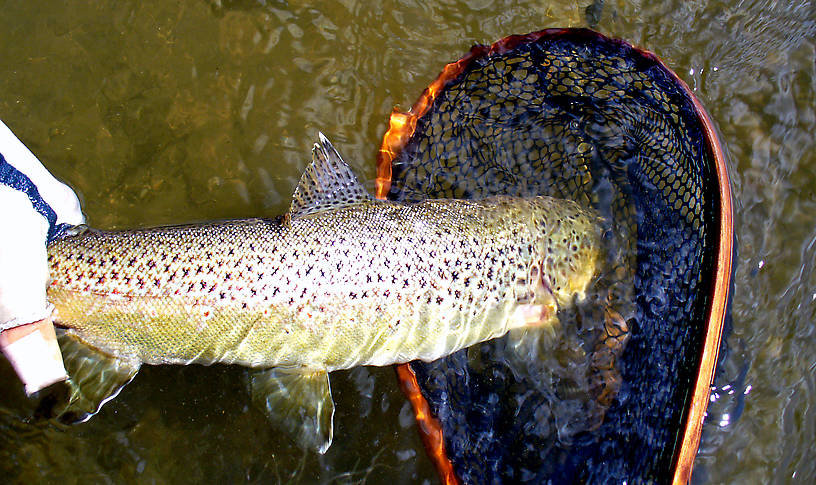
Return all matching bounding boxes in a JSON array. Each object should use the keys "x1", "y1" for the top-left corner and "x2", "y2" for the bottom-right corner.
[{"x1": 528, "y1": 197, "x2": 603, "y2": 309}]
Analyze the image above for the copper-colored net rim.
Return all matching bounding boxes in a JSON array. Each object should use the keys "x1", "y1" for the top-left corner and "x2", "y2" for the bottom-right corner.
[
  {"x1": 660, "y1": 56, "x2": 733, "y2": 485},
  {"x1": 394, "y1": 364, "x2": 460, "y2": 485},
  {"x1": 377, "y1": 28, "x2": 733, "y2": 484}
]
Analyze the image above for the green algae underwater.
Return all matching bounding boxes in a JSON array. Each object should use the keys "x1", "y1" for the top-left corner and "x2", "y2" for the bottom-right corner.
[{"x1": 1, "y1": 1, "x2": 815, "y2": 484}]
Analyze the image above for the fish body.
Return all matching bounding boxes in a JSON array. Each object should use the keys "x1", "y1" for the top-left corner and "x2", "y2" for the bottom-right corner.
[
  {"x1": 49, "y1": 196, "x2": 598, "y2": 369},
  {"x1": 45, "y1": 134, "x2": 602, "y2": 451}
]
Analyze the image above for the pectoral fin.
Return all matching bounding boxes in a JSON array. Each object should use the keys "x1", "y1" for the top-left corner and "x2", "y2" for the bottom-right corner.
[
  {"x1": 249, "y1": 368, "x2": 335, "y2": 454},
  {"x1": 506, "y1": 302, "x2": 561, "y2": 354},
  {"x1": 54, "y1": 330, "x2": 141, "y2": 423}
]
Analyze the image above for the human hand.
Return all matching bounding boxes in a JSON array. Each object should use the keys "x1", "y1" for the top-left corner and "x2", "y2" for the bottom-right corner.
[
  {"x1": 0, "y1": 119, "x2": 84, "y2": 396},
  {"x1": 0, "y1": 314, "x2": 68, "y2": 395}
]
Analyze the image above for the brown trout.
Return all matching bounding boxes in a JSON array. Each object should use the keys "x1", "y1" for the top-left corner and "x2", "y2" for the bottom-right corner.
[{"x1": 46, "y1": 134, "x2": 602, "y2": 452}]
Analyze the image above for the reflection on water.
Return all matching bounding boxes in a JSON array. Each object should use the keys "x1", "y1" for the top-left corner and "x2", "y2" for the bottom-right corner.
[{"x1": 0, "y1": 1, "x2": 814, "y2": 484}]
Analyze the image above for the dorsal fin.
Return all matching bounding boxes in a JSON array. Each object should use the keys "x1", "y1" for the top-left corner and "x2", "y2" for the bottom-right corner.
[{"x1": 288, "y1": 133, "x2": 372, "y2": 219}]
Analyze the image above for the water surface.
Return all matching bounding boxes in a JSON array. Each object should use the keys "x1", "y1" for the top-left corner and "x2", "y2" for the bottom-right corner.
[{"x1": 0, "y1": 1, "x2": 814, "y2": 483}]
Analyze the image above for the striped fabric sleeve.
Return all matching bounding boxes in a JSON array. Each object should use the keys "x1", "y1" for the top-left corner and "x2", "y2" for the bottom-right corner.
[{"x1": 0, "y1": 119, "x2": 85, "y2": 331}]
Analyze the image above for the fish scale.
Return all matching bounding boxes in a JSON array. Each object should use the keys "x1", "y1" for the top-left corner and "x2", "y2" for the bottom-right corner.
[
  {"x1": 47, "y1": 195, "x2": 599, "y2": 372},
  {"x1": 43, "y1": 134, "x2": 602, "y2": 452}
]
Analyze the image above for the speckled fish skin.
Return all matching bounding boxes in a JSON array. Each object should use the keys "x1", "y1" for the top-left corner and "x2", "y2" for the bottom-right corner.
[{"x1": 46, "y1": 195, "x2": 601, "y2": 372}]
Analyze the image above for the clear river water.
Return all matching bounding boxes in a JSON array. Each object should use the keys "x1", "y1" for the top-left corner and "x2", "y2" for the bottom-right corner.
[{"x1": 0, "y1": 1, "x2": 814, "y2": 483}]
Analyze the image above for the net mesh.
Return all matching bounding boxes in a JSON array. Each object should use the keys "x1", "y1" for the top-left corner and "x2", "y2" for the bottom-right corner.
[{"x1": 386, "y1": 29, "x2": 720, "y2": 483}]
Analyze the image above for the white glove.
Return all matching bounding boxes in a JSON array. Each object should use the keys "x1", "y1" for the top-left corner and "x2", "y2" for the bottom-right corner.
[{"x1": 0, "y1": 119, "x2": 84, "y2": 394}]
